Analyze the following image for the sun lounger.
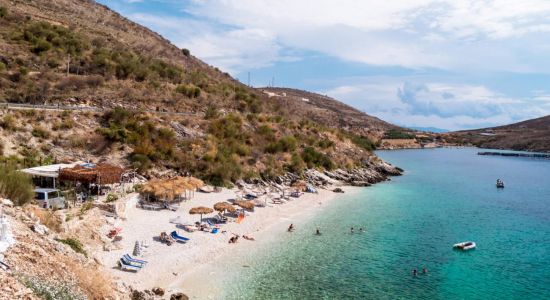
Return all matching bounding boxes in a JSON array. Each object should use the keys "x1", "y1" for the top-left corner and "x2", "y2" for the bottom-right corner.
[
  {"x1": 118, "y1": 258, "x2": 142, "y2": 272},
  {"x1": 170, "y1": 231, "x2": 190, "y2": 242},
  {"x1": 211, "y1": 228, "x2": 219, "y2": 234},
  {"x1": 140, "y1": 203, "x2": 163, "y2": 211},
  {"x1": 164, "y1": 203, "x2": 179, "y2": 211},
  {"x1": 123, "y1": 254, "x2": 148, "y2": 266}
]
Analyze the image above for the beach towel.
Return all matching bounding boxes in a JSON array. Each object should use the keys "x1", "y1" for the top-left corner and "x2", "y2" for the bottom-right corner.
[{"x1": 237, "y1": 213, "x2": 245, "y2": 224}]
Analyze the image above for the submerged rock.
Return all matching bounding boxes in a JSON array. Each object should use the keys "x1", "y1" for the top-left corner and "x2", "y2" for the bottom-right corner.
[{"x1": 170, "y1": 293, "x2": 189, "y2": 300}]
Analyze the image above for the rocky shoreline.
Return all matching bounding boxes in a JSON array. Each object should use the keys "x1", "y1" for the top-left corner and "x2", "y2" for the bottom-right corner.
[{"x1": 262, "y1": 159, "x2": 403, "y2": 188}]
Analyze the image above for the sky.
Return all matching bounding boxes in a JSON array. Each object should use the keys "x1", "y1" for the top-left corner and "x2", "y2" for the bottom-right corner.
[{"x1": 96, "y1": 0, "x2": 550, "y2": 130}]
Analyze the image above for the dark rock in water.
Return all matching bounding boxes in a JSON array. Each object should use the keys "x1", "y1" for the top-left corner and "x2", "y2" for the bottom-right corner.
[
  {"x1": 170, "y1": 293, "x2": 190, "y2": 300},
  {"x1": 152, "y1": 287, "x2": 165, "y2": 296},
  {"x1": 130, "y1": 290, "x2": 148, "y2": 300}
]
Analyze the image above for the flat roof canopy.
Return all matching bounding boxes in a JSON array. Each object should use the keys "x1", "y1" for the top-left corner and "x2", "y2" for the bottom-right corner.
[{"x1": 20, "y1": 162, "x2": 81, "y2": 178}]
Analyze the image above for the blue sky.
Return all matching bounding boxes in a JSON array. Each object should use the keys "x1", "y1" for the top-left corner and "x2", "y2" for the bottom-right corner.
[{"x1": 97, "y1": 0, "x2": 550, "y2": 130}]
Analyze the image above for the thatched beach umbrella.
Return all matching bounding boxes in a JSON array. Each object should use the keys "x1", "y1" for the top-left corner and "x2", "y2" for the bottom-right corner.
[
  {"x1": 187, "y1": 177, "x2": 204, "y2": 189},
  {"x1": 213, "y1": 202, "x2": 236, "y2": 215},
  {"x1": 234, "y1": 200, "x2": 255, "y2": 211},
  {"x1": 189, "y1": 206, "x2": 214, "y2": 222}
]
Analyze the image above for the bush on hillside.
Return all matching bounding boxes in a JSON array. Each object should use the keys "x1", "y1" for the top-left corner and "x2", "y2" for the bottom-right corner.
[
  {"x1": 0, "y1": 164, "x2": 34, "y2": 206},
  {"x1": 0, "y1": 6, "x2": 7, "y2": 18},
  {"x1": 301, "y1": 146, "x2": 334, "y2": 170},
  {"x1": 181, "y1": 48, "x2": 190, "y2": 56}
]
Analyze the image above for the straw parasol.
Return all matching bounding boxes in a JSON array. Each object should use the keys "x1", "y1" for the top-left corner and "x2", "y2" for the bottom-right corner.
[
  {"x1": 213, "y1": 202, "x2": 236, "y2": 215},
  {"x1": 234, "y1": 200, "x2": 255, "y2": 211},
  {"x1": 189, "y1": 206, "x2": 214, "y2": 222}
]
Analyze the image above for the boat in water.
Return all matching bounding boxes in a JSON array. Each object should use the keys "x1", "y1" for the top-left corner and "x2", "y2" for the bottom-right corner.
[
  {"x1": 496, "y1": 179, "x2": 504, "y2": 188},
  {"x1": 453, "y1": 241, "x2": 476, "y2": 250}
]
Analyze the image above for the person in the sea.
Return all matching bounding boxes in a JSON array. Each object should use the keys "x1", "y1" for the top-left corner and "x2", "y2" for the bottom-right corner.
[
  {"x1": 359, "y1": 227, "x2": 364, "y2": 232},
  {"x1": 422, "y1": 268, "x2": 428, "y2": 274},
  {"x1": 288, "y1": 223, "x2": 294, "y2": 232},
  {"x1": 315, "y1": 228, "x2": 321, "y2": 235},
  {"x1": 412, "y1": 269, "x2": 418, "y2": 276},
  {"x1": 350, "y1": 227, "x2": 354, "y2": 233}
]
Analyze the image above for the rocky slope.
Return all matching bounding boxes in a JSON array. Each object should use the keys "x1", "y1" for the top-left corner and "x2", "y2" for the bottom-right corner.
[
  {"x1": 0, "y1": 0, "x2": 404, "y2": 186},
  {"x1": 444, "y1": 115, "x2": 550, "y2": 152}
]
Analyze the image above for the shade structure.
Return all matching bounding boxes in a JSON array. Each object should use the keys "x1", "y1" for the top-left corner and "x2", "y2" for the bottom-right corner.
[
  {"x1": 213, "y1": 202, "x2": 236, "y2": 214},
  {"x1": 141, "y1": 176, "x2": 202, "y2": 201},
  {"x1": 189, "y1": 206, "x2": 214, "y2": 222},
  {"x1": 58, "y1": 163, "x2": 124, "y2": 184},
  {"x1": 234, "y1": 200, "x2": 255, "y2": 211}
]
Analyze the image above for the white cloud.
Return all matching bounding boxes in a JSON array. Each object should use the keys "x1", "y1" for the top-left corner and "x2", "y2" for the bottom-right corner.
[
  {"x1": 178, "y1": 0, "x2": 550, "y2": 71},
  {"x1": 323, "y1": 80, "x2": 550, "y2": 130}
]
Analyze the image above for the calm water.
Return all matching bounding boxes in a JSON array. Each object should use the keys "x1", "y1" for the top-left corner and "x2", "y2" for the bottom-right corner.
[{"x1": 222, "y1": 148, "x2": 550, "y2": 299}]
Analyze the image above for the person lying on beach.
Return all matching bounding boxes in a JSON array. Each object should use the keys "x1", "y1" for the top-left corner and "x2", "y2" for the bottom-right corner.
[
  {"x1": 288, "y1": 224, "x2": 294, "y2": 232},
  {"x1": 229, "y1": 236, "x2": 237, "y2": 244}
]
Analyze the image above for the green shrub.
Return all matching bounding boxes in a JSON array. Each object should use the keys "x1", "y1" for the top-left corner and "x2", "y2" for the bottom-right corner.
[
  {"x1": 265, "y1": 135, "x2": 297, "y2": 153},
  {"x1": 384, "y1": 129, "x2": 416, "y2": 139},
  {"x1": 181, "y1": 48, "x2": 190, "y2": 56},
  {"x1": 55, "y1": 238, "x2": 87, "y2": 257},
  {"x1": 0, "y1": 164, "x2": 34, "y2": 206},
  {"x1": 0, "y1": 61, "x2": 5, "y2": 72},
  {"x1": 204, "y1": 106, "x2": 219, "y2": 119},
  {"x1": 301, "y1": 147, "x2": 334, "y2": 170},
  {"x1": 0, "y1": 114, "x2": 16, "y2": 130},
  {"x1": 0, "y1": 6, "x2": 7, "y2": 18},
  {"x1": 106, "y1": 193, "x2": 118, "y2": 203},
  {"x1": 176, "y1": 84, "x2": 201, "y2": 98},
  {"x1": 32, "y1": 125, "x2": 50, "y2": 138},
  {"x1": 17, "y1": 274, "x2": 86, "y2": 300}
]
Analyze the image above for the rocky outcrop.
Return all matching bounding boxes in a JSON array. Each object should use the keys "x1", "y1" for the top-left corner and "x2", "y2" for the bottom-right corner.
[{"x1": 263, "y1": 159, "x2": 402, "y2": 188}]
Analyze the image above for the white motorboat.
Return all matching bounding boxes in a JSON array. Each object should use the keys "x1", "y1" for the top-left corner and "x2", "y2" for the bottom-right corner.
[{"x1": 453, "y1": 241, "x2": 476, "y2": 250}]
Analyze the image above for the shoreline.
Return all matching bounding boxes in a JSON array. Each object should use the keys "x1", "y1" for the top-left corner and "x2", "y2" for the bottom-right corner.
[{"x1": 93, "y1": 186, "x2": 362, "y2": 297}]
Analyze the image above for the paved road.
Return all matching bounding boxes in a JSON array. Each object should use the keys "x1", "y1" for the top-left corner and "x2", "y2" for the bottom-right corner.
[{"x1": 0, "y1": 102, "x2": 198, "y2": 116}]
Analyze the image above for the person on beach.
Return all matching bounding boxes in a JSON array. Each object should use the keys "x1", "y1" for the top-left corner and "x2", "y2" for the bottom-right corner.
[
  {"x1": 288, "y1": 223, "x2": 294, "y2": 232},
  {"x1": 315, "y1": 228, "x2": 321, "y2": 235},
  {"x1": 412, "y1": 269, "x2": 418, "y2": 277}
]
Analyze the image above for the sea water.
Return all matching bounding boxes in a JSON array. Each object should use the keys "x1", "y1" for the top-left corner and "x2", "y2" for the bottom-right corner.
[{"x1": 220, "y1": 148, "x2": 550, "y2": 299}]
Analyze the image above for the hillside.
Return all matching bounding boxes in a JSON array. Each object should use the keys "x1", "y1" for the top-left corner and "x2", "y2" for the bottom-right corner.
[
  {"x1": 444, "y1": 115, "x2": 550, "y2": 152},
  {"x1": 0, "y1": 0, "x2": 401, "y2": 185},
  {"x1": 259, "y1": 88, "x2": 398, "y2": 139}
]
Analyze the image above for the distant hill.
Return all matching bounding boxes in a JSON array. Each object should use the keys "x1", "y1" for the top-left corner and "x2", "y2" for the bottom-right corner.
[
  {"x1": 408, "y1": 126, "x2": 449, "y2": 133},
  {"x1": 444, "y1": 115, "x2": 550, "y2": 152}
]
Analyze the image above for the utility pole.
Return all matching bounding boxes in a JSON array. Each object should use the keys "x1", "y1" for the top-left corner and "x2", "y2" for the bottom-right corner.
[{"x1": 67, "y1": 54, "x2": 70, "y2": 76}]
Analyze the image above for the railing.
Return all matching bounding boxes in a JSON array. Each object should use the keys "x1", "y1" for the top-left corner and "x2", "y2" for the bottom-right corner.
[{"x1": 0, "y1": 102, "x2": 198, "y2": 116}]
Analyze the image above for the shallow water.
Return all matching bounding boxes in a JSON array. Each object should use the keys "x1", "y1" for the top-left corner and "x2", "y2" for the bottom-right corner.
[{"x1": 217, "y1": 148, "x2": 550, "y2": 299}]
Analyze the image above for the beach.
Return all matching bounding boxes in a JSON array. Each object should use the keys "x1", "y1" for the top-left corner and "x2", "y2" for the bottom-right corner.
[{"x1": 94, "y1": 186, "x2": 357, "y2": 297}]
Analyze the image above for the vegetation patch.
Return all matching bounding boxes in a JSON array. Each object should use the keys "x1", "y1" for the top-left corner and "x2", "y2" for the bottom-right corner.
[
  {"x1": 0, "y1": 164, "x2": 34, "y2": 206},
  {"x1": 55, "y1": 238, "x2": 87, "y2": 257}
]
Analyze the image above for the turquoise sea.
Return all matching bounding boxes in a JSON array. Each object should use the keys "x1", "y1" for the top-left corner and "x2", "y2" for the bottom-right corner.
[{"x1": 222, "y1": 148, "x2": 550, "y2": 299}]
